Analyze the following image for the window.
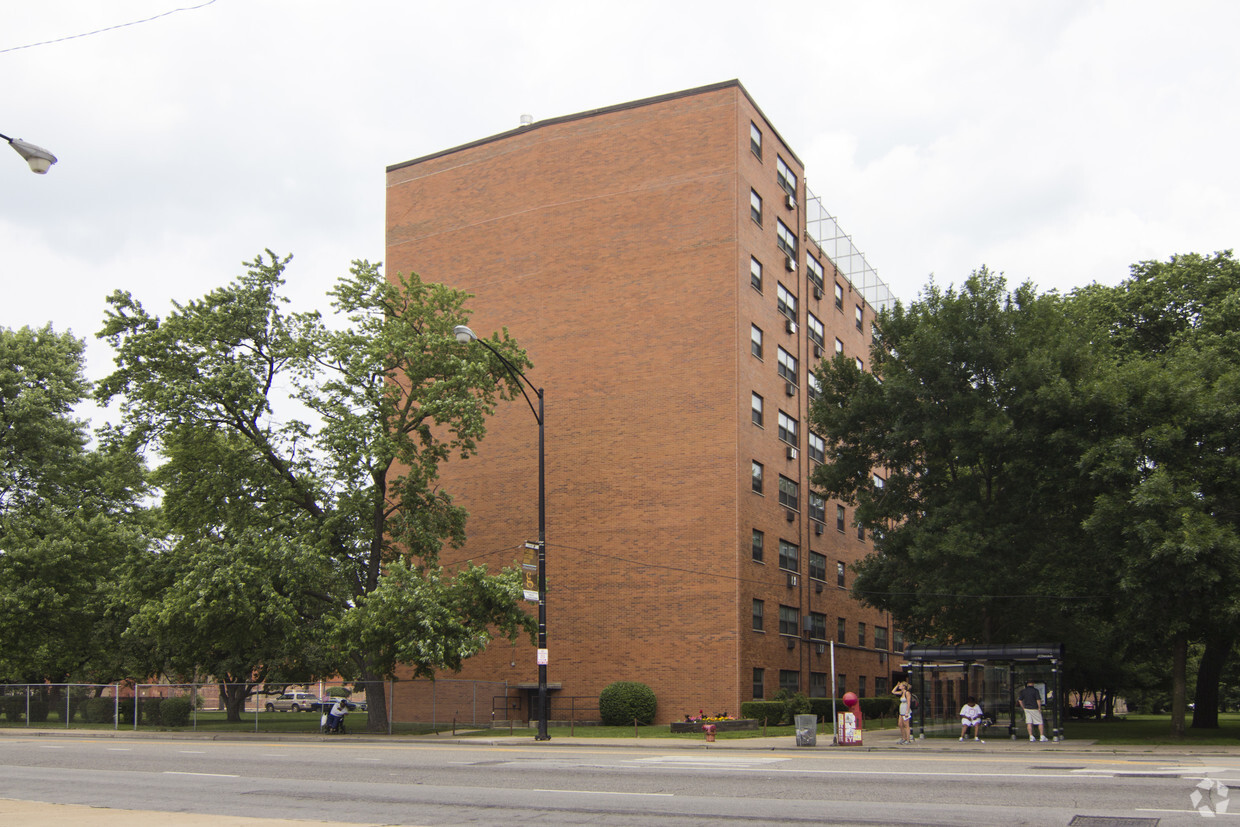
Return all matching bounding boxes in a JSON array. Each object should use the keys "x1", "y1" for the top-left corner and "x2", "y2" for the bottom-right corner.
[
  {"x1": 807, "y1": 256, "x2": 824, "y2": 291},
  {"x1": 857, "y1": 621, "x2": 866, "y2": 648},
  {"x1": 776, "y1": 283, "x2": 797, "y2": 319},
  {"x1": 893, "y1": 629, "x2": 905, "y2": 652},
  {"x1": 836, "y1": 617, "x2": 846, "y2": 643},
  {"x1": 835, "y1": 337, "x2": 844, "y2": 354},
  {"x1": 751, "y1": 461, "x2": 764, "y2": 494},
  {"x1": 807, "y1": 371, "x2": 820, "y2": 402},
  {"x1": 751, "y1": 324, "x2": 763, "y2": 359},
  {"x1": 875, "y1": 677, "x2": 889, "y2": 695},
  {"x1": 777, "y1": 347, "x2": 798, "y2": 384},
  {"x1": 809, "y1": 611, "x2": 826, "y2": 641},
  {"x1": 751, "y1": 392, "x2": 764, "y2": 427},
  {"x1": 809, "y1": 492, "x2": 825, "y2": 523},
  {"x1": 807, "y1": 312, "x2": 824, "y2": 348},
  {"x1": 750, "y1": 122, "x2": 762, "y2": 158},
  {"x1": 837, "y1": 674, "x2": 847, "y2": 694},
  {"x1": 809, "y1": 672, "x2": 827, "y2": 698},
  {"x1": 875, "y1": 626, "x2": 888, "y2": 650},
  {"x1": 809, "y1": 551, "x2": 826, "y2": 581},
  {"x1": 780, "y1": 670, "x2": 800, "y2": 694},
  {"x1": 778, "y1": 476, "x2": 799, "y2": 510},
  {"x1": 777, "y1": 410, "x2": 797, "y2": 444},
  {"x1": 874, "y1": 474, "x2": 885, "y2": 492},
  {"x1": 855, "y1": 356, "x2": 864, "y2": 372},
  {"x1": 779, "y1": 605, "x2": 798, "y2": 636},
  {"x1": 750, "y1": 256, "x2": 763, "y2": 292},
  {"x1": 837, "y1": 560, "x2": 846, "y2": 587},
  {"x1": 752, "y1": 529, "x2": 764, "y2": 562},
  {"x1": 750, "y1": 189, "x2": 763, "y2": 225},
  {"x1": 834, "y1": 281, "x2": 844, "y2": 309},
  {"x1": 855, "y1": 304, "x2": 864, "y2": 331},
  {"x1": 776, "y1": 219, "x2": 797, "y2": 258},
  {"x1": 858, "y1": 676, "x2": 867, "y2": 697},
  {"x1": 836, "y1": 504, "x2": 846, "y2": 533},
  {"x1": 808, "y1": 432, "x2": 825, "y2": 464},
  {"x1": 752, "y1": 599, "x2": 765, "y2": 631},
  {"x1": 858, "y1": 523, "x2": 865, "y2": 541},
  {"x1": 778, "y1": 539, "x2": 799, "y2": 572},
  {"x1": 752, "y1": 668, "x2": 765, "y2": 699},
  {"x1": 776, "y1": 155, "x2": 797, "y2": 196}
]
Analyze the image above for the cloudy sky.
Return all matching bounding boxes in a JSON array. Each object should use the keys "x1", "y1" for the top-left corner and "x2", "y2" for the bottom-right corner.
[{"x1": 4, "y1": 0, "x2": 1238, "y2": 408}]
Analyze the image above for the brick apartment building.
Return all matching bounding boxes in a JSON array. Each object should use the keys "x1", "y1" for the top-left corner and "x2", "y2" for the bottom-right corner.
[{"x1": 384, "y1": 80, "x2": 901, "y2": 725}]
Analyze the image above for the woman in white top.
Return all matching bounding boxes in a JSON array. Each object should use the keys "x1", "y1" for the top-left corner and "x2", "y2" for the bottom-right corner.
[
  {"x1": 892, "y1": 681, "x2": 913, "y2": 745},
  {"x1": 959, "y1": 696, "x2": 984, "y2": 742}
]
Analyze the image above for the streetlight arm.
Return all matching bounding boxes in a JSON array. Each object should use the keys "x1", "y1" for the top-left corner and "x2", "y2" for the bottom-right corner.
[
  {"x1": 453, "y1": 325, "x2": 542, "y2": 424},
  {"x1": 1, "y1": 131, "x2": 58, "y2": 174}
]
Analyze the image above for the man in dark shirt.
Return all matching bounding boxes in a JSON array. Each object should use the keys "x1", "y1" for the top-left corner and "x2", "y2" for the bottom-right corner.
[{"x1": 1017, "y1": 680, "x2": 1048, "y2": 742}]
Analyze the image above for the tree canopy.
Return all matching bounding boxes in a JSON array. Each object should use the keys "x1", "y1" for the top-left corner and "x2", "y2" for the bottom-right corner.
[{"x1": 97, "y1": 252, "x2": 535, "y2": 728}]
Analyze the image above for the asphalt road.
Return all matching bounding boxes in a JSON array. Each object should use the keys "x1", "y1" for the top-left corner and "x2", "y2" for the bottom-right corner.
[{"x1": 2, "y1": 732, "x2": 1239, "y2": 825}]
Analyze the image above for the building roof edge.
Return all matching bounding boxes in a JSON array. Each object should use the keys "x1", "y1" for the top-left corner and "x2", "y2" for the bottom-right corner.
[{"x1": 385, "y1": 79, "x2": 800, "y2": 173}]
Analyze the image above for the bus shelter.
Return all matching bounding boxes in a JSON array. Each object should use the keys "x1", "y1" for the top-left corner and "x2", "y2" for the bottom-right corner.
[{"x1": 901, "y1": 643, "x2": 1064, "y2": 741}]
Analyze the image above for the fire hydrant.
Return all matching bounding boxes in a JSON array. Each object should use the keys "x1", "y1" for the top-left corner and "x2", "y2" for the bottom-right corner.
[{"x1": 703, "y1": 724, "x2": 716, "y2": 742}]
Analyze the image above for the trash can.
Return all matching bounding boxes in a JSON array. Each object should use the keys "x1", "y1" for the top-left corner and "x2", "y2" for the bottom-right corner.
[
  {"x1": 794, "y1": 714, "x2": 817, "y2": 746},
  {"x1": 703, "y1": 724, "x2": 716, "y2": 742}
]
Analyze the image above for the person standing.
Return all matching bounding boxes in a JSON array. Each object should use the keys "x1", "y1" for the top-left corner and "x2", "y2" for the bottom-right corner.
[
  {"x1": 892, "y1": 681, "x2": 913, "y2": 745},
  {"x1": 1018, "y1": 680, "x2": 1049, "y2": 742},
  {"x1": 959, "y1": 697, "x2": 984, "y2": 742}
]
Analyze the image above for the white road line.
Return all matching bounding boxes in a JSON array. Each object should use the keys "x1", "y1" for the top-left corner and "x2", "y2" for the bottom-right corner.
[
  {"x1": 163, "y1": 771, "x2": 239, "y2": 778},
  {"x1": 532, "y1": 789, "x2": 673, "y2": 797},
  {"x1": 106, "y1": 748, "x2": 131, "y2": 751}
]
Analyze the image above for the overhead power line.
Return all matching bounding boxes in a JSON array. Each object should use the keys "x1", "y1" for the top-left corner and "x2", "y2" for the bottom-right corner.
[{"x1": 0, "y1": 1, "x2": 217, "y2": 55}]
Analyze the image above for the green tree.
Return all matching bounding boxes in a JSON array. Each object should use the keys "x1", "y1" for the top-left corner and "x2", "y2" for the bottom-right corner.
[
  {"x1": 0, "y1": 325, "x2": 152, "y2": 684},
  {"x1": 808, "y1": 268, "x2": 1106, "y2": 650},
  {"x1": 98, "y1": 252, "x2": 535, "y2": 730},
  {"x1": 1074, "y1": 251, "x2": 1240, "y2": 736}
]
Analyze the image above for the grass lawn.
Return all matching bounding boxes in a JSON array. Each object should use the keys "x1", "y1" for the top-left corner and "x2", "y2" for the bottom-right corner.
[{"x1": 1067, "y1": 713, "x2": 1240, "y2": 745}]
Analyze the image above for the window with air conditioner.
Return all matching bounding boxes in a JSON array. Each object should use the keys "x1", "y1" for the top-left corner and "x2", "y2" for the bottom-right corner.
[{"x1": 776, "y1": 283, "x2": 797, "y2": 319}]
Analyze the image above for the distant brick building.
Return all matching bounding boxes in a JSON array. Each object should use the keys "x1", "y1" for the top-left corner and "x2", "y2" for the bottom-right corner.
[{"x1": 385, "y1": 80, "x2": 900, "y2": 724}]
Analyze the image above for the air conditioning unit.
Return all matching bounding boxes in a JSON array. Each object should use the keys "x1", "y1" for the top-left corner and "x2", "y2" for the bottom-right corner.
[
  {"x1": 815, "y1": 582, "x2": 824, "y2": 593},
  {"x1": 785, "y1": 381, "x2": 796, "y2": 397},
  {"x1": 785, "y1": 510, "x2": 796, "y2": 522},
  {"x1": 785, "y1": 192, "x2": 796, "y2": 210},
  {"x1": 785, "y1": 318, "x2": 797, "y2": 334},
  {"x1": 813, "y1": 285, "x2": 823, "y2": 300},
  {"x1": 815, "y1": 642, "x2": 827, "y2": 655},
  {"x1": 787, "y1": 573, "x2": 798, "y2": 588},
  {"x1": 786, "y1": 637, "x2": 797, "y2": 650},
  {"x1": 785, "y1": 256, "x2": 796, "y2": 271},
  {"x1": 786, "y1": 445, "x2": 798, "y2": 460},
  {"x1": 814, "y1": 522, "x2": 823, "y2": 535},
  {"x1": 813, "y1": 344, "x2": 823, "y2": 358}
]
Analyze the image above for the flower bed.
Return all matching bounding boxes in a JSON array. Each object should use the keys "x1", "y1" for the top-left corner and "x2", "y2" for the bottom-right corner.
[{"x1": 669, "y1": 719, "x2": 759, "y2": 733}]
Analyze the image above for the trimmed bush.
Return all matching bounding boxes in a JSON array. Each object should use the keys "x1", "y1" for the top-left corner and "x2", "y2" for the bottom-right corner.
[
  {"x1": 740, "y1": 701, "x2": 785, "y2": 725},
  {"x1": 160, "y1": 697, "x2": 192, "y2": 727},
  {"x1": 81, "y1": 697, "x2": 115, "y2": 724},
  {"x1": 598, "y1": 681, "x2": 657, "y2": 726}
]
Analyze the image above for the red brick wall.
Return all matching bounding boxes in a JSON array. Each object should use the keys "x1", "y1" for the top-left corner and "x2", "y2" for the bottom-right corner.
[{"x1": 385, "y1": 82, "x2": 898, "y2": 724}]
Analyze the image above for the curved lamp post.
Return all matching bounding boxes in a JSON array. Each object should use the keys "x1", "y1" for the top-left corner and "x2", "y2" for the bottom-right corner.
[
  {"x1": 453, "y1": 324, "x2": 550, "y2": 741},
  {"x1": 2, "y1": 132, "x2": 58, "y2": 174}
]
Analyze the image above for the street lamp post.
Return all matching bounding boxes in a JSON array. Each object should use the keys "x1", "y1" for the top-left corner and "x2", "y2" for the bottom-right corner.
[
  {"x1": 2, "y1": 132, "x2": 58, "y2": 174},
  {"x1": 453, "y1": 325, "x2": 550, "y2": 741}
]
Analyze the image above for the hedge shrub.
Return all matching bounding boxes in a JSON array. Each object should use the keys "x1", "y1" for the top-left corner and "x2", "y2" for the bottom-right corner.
[
  {"x1": 598, "y1": 681, "x2": 657, "y2": 726},
  {"x1": 81, "y1": 697, "x2": 115, "y2": 724},
  {"x1": 160, "y1": 697, "x2": 193, "y2": 727}
]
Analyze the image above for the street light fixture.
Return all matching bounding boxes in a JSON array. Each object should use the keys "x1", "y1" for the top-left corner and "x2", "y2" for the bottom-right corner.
[
  {"x1": 2, "y1": 132, "x2": 58, "y2": 174},
  {"x1": 453, "y1": 324, "x2": 550, "y2": 741}
]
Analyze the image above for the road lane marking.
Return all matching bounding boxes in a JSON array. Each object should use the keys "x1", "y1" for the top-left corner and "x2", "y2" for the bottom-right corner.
[
  {"x1": 163, "y1": 771, "x2": 239, "y2": 778},
  {"x1": 532, "y1": 789, "x2": 673, "y2": 797}
]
